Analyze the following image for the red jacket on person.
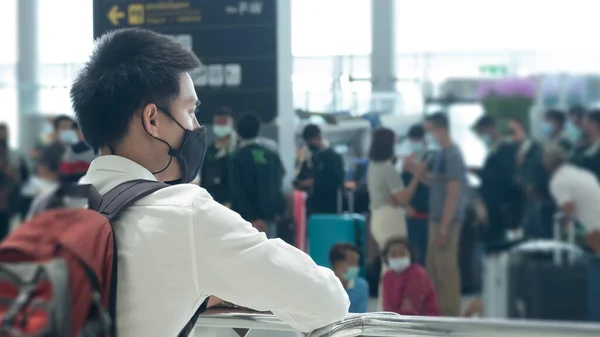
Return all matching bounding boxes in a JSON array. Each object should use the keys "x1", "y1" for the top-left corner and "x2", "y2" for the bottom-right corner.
[{"x1": 382, "y1": 264, "x2": 440, "y2": 316}]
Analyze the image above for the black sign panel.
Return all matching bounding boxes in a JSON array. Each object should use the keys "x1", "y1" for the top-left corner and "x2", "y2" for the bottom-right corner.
[{"x1": 93, "y1": 0, "x2": 278, "y2": 123}]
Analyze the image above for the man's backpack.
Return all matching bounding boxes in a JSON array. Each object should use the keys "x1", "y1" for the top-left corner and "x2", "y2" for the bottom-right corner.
[{"x1": 0, "y1": 179, "x2": 208, "y2": 337}]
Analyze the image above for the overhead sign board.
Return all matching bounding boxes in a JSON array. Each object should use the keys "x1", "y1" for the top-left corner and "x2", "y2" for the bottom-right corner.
[{"x1": 93, "y1": 0, "x2": 278, "y2": 123}]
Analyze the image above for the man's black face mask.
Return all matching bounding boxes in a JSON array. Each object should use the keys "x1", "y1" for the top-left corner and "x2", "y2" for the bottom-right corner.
[{"x1": 142, "y1": 109, "x2": 207, "y2": 184}]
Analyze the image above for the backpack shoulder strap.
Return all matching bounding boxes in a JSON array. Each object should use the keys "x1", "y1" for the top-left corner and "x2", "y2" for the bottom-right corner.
[
  {"x1": 97, "y1": 180, "x2": 208, "y2": 337},
  {"x1": 178, "y1": 298, "x2": 209, "y2": 337},
  {"x1": 94, "y1": 179, "x2": 168, "y2": 221},
  {"x1": 92, "y1": 179, "x2": 168, "y2": 337}
]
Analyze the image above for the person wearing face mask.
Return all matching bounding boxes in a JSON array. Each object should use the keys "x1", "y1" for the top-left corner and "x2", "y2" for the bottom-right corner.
[
  {"x1": 295, "y1": 124, "x2": 345, "y2": 215},
  {"x1": 576, "y1": 110, "x2": 600, "y2": 181},
  {"x1": 472, "y1": 115, "x2": 523, "y2": 246},
  {"x1": 400, "y1": 124, "x2": 432, "y2": 265},
  {"x1": 71, "y1": 28, "x2": 349, "y2": 337},
  {"x1": 23, "y1": 145, "x2": 64, "y2": 220},
  {"x1": 567, "y1": 105, "x2": 585, "y2": 141},
  {"x1": 419, "y1": 112, "x2": 467, "y2": 316},
  {"x1": 229, "y1": 113, "x2": 285, "y2": 237},
  {"x1": 329, "y1": 243, "x2": 368, "y2": 313},
  {"x1": 200, "y1": 106, "x2": 237, "y2": 206},
  {"x1": 381, "y1": 237, "x2": 440, "y2": 316},
  {"x1": 59, "y1": 122, "x2": 96, "y2": 183},
  {"x1": 542, "y1": 110, "x2": 572, "y2": 151}
]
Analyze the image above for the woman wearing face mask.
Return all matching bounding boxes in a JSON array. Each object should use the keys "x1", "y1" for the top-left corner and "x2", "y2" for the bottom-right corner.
[
  {"x1": 381, "y1": 237, "x2": 440, "y2": 316},
  {"x1": 401, "y1": 124, "x2": 432, "y2": 265},
  {"x1": 367, "y1": 128, "x2": 424, "y2": 249}
]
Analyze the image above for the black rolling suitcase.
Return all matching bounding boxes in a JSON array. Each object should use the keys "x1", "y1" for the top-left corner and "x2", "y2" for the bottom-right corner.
[{"x1": 507, "y1": 214, "x2": 589, "y2": 321}]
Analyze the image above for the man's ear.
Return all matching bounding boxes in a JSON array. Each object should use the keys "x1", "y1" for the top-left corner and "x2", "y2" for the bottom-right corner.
[{"x1": 141, "y1": 104, "x2": 160, "y2": 137}]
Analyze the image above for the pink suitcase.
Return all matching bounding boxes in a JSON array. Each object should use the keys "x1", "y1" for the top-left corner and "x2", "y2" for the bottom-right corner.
[{"x1": 293, "y1": 190, "x2": 307, "y2": 251}]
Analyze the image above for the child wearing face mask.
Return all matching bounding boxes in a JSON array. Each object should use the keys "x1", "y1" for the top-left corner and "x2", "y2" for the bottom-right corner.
[
  {"x1": 381, "y1": 237, "x2": 440, "y2": 316},
  {"x1": 330, "y1": 243, "x2": 369, "y2": 313}
]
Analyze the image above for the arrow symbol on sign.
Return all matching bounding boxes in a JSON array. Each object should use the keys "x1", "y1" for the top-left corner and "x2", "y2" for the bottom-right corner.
[{"x1": 108, "y1": 5, "x2": 125, "y2": 26}]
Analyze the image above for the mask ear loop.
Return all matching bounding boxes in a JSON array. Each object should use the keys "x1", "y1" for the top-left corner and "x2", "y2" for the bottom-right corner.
[{"x1": 140, "y1": 113, "x2": 178, "y2": 175}]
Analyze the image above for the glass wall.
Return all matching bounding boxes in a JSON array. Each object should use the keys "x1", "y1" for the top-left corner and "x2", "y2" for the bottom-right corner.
[{"x1": 4, "y1": 0, "x2": 600, "y2": 145}]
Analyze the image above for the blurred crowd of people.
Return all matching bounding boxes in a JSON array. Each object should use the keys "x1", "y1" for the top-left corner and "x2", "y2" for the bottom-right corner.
[
  {"x1": 3, "y1": 103, "x2": 600, "y2": 321},
  {"x1": 472, "y1": 106, "x2": 600, "y2": 250},
  {"x1": 0, "y1": 116, "x2": 94, "y2": 239}
]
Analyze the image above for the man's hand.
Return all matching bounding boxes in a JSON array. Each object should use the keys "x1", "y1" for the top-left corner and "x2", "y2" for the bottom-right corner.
[
  {"x1": 207, "y1": 296, "x2": 224, "y2": 308},
  {"x1": 586, "y1": 230, "x2": 600, "y2": 254},
  {"x1": 509, "y1": 119, "x2": 526, "y2": 142},
  {"x1": 401, "y1": 298, "x2": 416, "y2": 314},
  {"x1": 436, "y1": 226, "x2": 449, "y2": 248},
  {"x1": 251, "y1": 219, "x2": 268, "y2": 233},
  {"x1": 297, "y1": 178, "x2": 314, "y2": 189},
  {"x1": 388, "y1": 195, "x2": 402, "y2": 207},
  {"x1": 404, "y1": 155, "x2": 428, "y2": 178},
  {"x1": 402, "y1": 155, "x2": 417, "y2": 173}
]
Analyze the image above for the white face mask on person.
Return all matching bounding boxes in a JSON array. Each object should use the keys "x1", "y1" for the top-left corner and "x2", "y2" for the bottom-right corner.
[
  {"x1": 213, "y1": 125, "x2": 232, "y2": 138},
  {"x1": 59, "y1": 130, "x2": 78, "y2": 145},
  {"x1": 409, "y1": 141, "x2": 425, "y2": 155},
  {"x1": 388, "y1": 257, "x2": 411, "y2": 273}
]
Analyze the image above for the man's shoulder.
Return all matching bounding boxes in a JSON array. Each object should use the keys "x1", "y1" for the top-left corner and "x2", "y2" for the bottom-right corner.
[
  {"x1": 355, "y1": 277, "x2": 369, "y2": 290},
  {"x1": 447, "y1": 144, "x2": 464, "y2": 157},
  {"x1": 318, "y1": 147, "x2": 342, "y2": 161}
]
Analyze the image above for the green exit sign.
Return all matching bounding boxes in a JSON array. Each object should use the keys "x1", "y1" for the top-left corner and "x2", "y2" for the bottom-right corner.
[{"x1": 479, "y1": 65, "x2": 509, "y2": 76}]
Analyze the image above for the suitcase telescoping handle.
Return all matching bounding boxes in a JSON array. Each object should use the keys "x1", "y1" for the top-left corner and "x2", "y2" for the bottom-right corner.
[
  {"x1": 337, "y1": 188, "x2": 355, "y2": 214},
  {"x1": 553, "y1": 212, "x2": 577, "y2": 265}
]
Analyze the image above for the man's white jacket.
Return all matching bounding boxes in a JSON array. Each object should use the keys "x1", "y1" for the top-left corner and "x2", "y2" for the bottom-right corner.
[{"x1": 80, "y1": 155, "x2": 350, "y2": 337}]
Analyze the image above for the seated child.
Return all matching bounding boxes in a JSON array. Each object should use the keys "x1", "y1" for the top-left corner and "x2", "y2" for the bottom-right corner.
[
  {"x1": 381, "y1": 237, "x2": 440, "y2": 316},
  {"x1": 330, "y1": 243, "x2": 368, "y2": 313}
]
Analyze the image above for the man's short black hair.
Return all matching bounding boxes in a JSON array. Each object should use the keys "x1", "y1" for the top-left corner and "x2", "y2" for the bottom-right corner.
[
  {"x1": 70, "y1": 28, "x2": 201, "y2": 151},
  {"x1": 544, "y1": 109, "x2": 566, "y2": 127},
  {"x1": 569, "y1": 105, "x2": 586, "y2": 118},
  {"x1": 368, "y1": 127, "x2": 395, "y2": 162},
  {"x1": 474, "y1": 115, "x2": 495, "y2": 130},
  {"x1": 407, "y1": 124, "x2": 425, "y2": 139},
  {"x1": 215, "y1": 106, "x2": 233, "y2": 117},
  {"x1": 53, "y1": 115, "x2": 74, "y2": 131},
  {"x1": 302, "y1": 124, "x2": 321, "y2": 142},
  {"x1": 329, "y1": 243, "x2": 359, "y2": 266},
  {"x1": 235, "y1": 113, "x2": 260, "y2": 139},
  {"x1": 425, "y1": 112, "x2": 449, "y2": 129},
  {"x1": 37, "y1": 144, "x2": 64, "y2": 173},
  {"x1": 587, "y1": 110, "x2": 600, "y2": 127}
]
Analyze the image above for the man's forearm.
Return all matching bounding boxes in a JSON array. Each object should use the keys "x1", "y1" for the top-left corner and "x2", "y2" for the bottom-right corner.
[{"x1": 440, "y1": 182, "x2": 460, "y2": 228}]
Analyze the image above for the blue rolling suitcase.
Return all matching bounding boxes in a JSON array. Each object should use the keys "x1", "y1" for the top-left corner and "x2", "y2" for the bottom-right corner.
[{"x1": 307, "y1": 190, "x2": 367, "y2": 276}]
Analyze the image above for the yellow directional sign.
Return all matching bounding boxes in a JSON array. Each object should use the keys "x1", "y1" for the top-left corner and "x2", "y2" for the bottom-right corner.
[
  {"x1": 107, "y1": 5, "x2": 125, "y2": 26},
  {"x1": 128, "y1": 4, "x2": 145, "y2": 25}
]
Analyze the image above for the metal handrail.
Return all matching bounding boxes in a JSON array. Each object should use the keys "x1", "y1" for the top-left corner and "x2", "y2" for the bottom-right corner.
[{"x1": 197, "y1": 312, "x2": 600, "y2": 337}]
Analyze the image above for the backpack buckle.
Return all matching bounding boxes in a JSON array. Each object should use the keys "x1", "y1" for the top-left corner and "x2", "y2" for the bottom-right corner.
[{"x1": 0, "y1": 285, "x2": 36, "y2": 330}]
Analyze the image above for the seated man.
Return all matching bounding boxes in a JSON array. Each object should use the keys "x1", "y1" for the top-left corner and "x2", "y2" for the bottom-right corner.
[
  {"x1": 545, "y1": 145, "x2": 600, "y2": 253},
  {"x1": 70, "y1": 28, "x2": 349, "y2": 336},
  {"x1": 330, "y1": 243, "x2": 369, "y2": 313}
]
